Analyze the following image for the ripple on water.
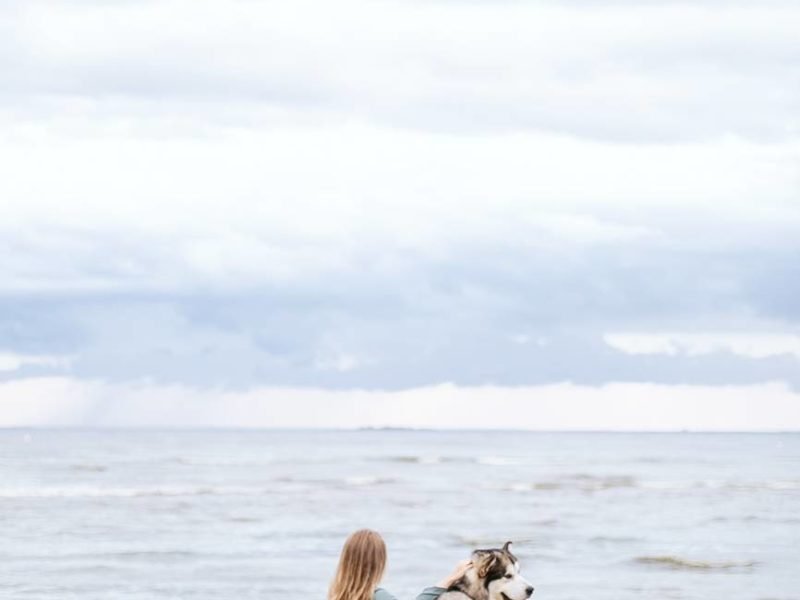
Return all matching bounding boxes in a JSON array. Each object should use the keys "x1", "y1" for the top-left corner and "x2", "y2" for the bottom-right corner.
[{"x1": 634, "y1": 555, "x2": 757, "y2": 572}]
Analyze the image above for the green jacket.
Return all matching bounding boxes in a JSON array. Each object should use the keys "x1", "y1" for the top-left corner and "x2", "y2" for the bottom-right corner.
[{"x1": 374, "y1": 586, "x2": 447, "y2": 600}]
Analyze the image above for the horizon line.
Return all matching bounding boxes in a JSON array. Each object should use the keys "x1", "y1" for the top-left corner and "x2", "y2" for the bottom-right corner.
[{"x1": 1, "y1": 426, "x2": 798, "y2": 434}]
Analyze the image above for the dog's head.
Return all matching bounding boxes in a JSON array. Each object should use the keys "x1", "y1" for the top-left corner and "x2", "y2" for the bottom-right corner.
[
  {"x1": 475, "y1": 542, "x2": 534, "y2": 600},
  {"x1": 456, "y1": 541, "x2": 534, "y2": 600}
]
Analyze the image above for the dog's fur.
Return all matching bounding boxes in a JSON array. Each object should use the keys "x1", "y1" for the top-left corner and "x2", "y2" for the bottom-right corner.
[{"x1": 439, "y1": 542, "x2": 534, "y2": 600}]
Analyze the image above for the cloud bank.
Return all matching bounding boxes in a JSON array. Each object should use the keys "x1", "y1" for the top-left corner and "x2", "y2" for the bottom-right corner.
[
  {"x1": 2, "y1": 377, "x2": 798, "y2": 431},
  {"x1": 0, "y1": 0, "x2": 798, "y2": 428}
]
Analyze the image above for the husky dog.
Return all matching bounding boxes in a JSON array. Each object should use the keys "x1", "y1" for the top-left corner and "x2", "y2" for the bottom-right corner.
[{"x1": 440, "y1": 542, "x2": 534, "y2": 600}]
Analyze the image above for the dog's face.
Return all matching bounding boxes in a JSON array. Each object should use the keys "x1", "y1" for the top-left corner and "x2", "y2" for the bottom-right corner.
[{"x1": 472, "y1": 542, "x2": 534, "y2": 600}]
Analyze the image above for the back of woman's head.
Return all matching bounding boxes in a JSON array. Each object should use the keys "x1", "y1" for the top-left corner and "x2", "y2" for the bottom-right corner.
[{"x1": 329, "y1": 529, "x2": 387, "y2": 600}]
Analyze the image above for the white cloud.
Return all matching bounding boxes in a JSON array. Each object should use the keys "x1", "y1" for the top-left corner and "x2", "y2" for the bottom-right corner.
[
  {"x1": 0, "y1": 0, "x2": 798, "y2": 400},
  {"x1": 1, "y1": 0, "x2": 798, "y2": 298},
  {"x1": 1, "y1": 127, "x2": 797, "y2": 294},
  {"x1": 509, "y1": 334, "x2": 549, "y2": 347},
  {"x1": 1, "y1": 376, "x2": 798, "y2": 431},
  {"x1": 0, "y1": 352, "x2": 72, "y2": 372},
  {"x1": 604, "y1": 332, "x2": 800, "y2": 361},
  {"x1": 2, "y1": 0, "x2": 797, "y2": 141},
  {"x1": 533, "y1": 214, "x2": 659, "y2": 244},
  {"x1": 314, "y1": 353, "x2": 364, "y2": 373}
]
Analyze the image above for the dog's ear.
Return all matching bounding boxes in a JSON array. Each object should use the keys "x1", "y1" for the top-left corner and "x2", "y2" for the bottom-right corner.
[
  {"x1": 502, "y1": 541, "x2": 517, "y2": 562},
  {"x1": 472, "y1": 551, "x2": 498, "y2": 578}
]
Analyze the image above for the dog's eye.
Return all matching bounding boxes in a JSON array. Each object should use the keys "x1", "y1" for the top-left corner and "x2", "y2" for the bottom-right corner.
[{"x1": 504, "y1": 574, "x2": 513, "y2": 579}]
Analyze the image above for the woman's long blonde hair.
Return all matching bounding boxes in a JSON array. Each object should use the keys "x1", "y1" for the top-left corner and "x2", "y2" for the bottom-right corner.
[{"x1": 329, "y1": 529, "x2": 387, "y2": 600}]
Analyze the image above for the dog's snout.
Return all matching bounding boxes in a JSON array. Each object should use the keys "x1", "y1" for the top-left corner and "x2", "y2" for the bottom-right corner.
[{"x1": 526, "y1": 586, "x2": 534, "y2": 596}]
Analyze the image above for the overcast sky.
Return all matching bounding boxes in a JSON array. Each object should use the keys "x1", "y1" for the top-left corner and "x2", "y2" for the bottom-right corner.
[{"x1": 1, "y1": 0, "x2": 799, "y2": 429}]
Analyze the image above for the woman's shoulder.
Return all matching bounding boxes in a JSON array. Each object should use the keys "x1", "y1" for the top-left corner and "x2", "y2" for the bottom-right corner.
[
  {"x1": 374, "y1": 587, "x2": 399, "y2": 600},
  {"x1": 374, "y1": 585, "x2": 448, "y2": 600}
]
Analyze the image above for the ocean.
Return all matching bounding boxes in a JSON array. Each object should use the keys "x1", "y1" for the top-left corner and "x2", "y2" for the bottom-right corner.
[{"x1": 1, "y1": 430, "x2": 797, "y2": 600}]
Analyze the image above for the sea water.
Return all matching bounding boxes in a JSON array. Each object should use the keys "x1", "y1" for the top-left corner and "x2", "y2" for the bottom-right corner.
[{"x1": 1, "y1": 430, "x2": 797, "y2": 599}]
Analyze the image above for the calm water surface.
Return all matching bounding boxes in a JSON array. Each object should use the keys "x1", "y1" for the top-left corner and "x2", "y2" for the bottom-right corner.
[{"x1": 1, "y1": 430, "x2": 798, "y2": 599}]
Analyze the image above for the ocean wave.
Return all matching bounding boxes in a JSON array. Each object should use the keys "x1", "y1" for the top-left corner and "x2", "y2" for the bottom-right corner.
[
  {"x1": 343, "y1": 476, "x2": 396, "y2": 486},
  {"x1": 635, "y1": 555, "x2": 757, "y2": 571},
  {"x1": 590, "y1": 535, "x2": 641, "y2": 544},
  {"x1": 70, "y1": 464, "x2": 108, "y2": 472},
  {"x1": 455, "y1": 534, "x2": 540, "y2": 547},
  {"x1": 639, "y1": 480, "x2": 800, "y2": 492},
  {"x1": 171, "y1": 456, "x2": 354, "y2": 467},
  {"x1": 226, "y1": 515, "x2": 261, "y2": 523},
  {"x1": 728, "y1": 480, "x2": 800, "y2": 491},
  {"x1": 377, "y1": 455, "x2": 528, "y2": 466},
  {"x1": 476, "y1": 456, "x2": 524, "y2": 466},
  {"x1": 530, "y1": 518, "x2": 559, "y2": 527},
  {"x1": 2, "y1": 549, "x2": 230, "y2": 562},
  {"x1": 502, "y1": 476, "x2": 800, "y2": 494},
  {"x1": 630, "y1": 456, "x2": 716, "y2": 465},
  {"x1": 171, "y1": 456, "x2": 275, "y2": 467},
  {"x1": 505, "y1": 474, "x2": 637, "y2": 492},
  {"x1": 380, "y1": 455, "x2": 448, "y2": 464},
  {"x1": 707, "y1": 515, "x2": 800, "y2": 524},
  {"x1": 0, "y1": 485, "x2": 268, "y2": 498},
  {"x1": 80, "y1": 550, "x2": 201, "y2": 560}
]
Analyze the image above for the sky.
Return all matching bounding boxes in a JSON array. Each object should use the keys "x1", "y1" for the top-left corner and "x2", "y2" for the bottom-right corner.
[{"x1": 1, "y1": 0, "x2": 799, "y2": 429}]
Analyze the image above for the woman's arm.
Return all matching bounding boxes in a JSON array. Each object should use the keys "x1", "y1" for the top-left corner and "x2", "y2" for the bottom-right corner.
[
  {"x1": 416, "y1": 559, "x2": 472, "y2": 600},
  {"x1": 416, "y1": 586, "x2": 448, "y2": 600}
]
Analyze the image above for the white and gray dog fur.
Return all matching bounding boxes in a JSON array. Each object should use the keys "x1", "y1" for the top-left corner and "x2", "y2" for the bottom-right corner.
[{"x1": 440, "y1": 542, "x2": 534, "y2": 600}]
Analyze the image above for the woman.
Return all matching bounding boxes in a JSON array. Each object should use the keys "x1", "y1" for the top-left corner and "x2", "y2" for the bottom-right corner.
[{"x1": 329, "y1": 529, "x2": 469, "y2": 600}]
